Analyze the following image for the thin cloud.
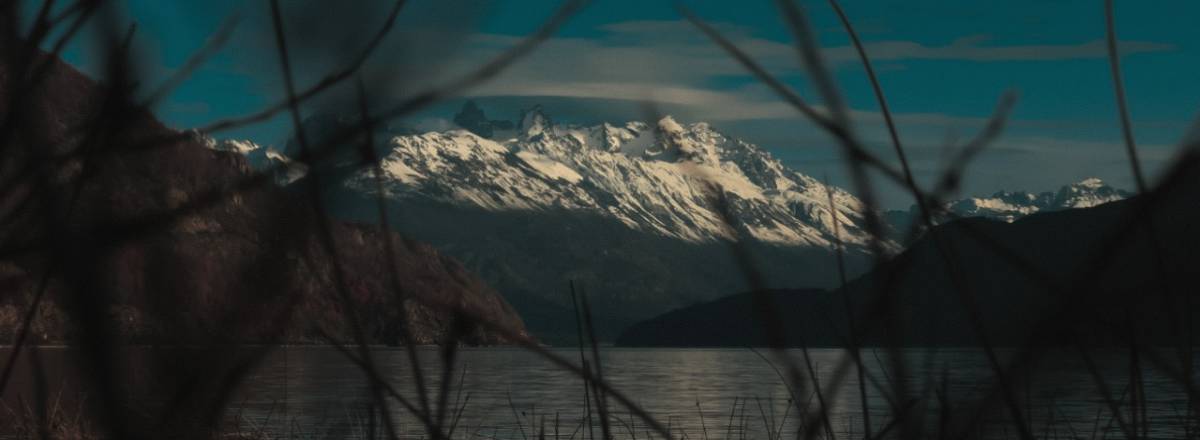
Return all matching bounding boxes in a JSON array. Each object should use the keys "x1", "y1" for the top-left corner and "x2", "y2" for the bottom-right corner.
[
  {"x1": 831, "y1": 37, "x2": 1174, "y2": 62},
  {"x1": 419, "y1": 19, "x2": 1174, "y2": 126}
]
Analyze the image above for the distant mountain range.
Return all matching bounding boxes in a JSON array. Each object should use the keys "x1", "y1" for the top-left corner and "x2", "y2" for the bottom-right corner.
[
  {"x1": 944, "y1": 178, "x2": 1131, "y2": 220},
  {"x1": 885, "y1": 178, "x2": 1132, "y2": 239}
]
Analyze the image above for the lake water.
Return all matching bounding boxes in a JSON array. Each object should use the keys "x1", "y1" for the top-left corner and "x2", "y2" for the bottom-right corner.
[{"x1": 1, "y1": 346, "x2": 1195, "y2": 439}]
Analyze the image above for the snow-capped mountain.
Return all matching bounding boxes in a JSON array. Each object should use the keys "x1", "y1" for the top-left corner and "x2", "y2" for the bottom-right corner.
[
  {"x1": 213, "y1": 103, "x2": 893, "y2": 341},
  {"x1": 345, "y1": 104, "x2": 892, "y2": 252},
  {"x1": 885, "y1": 178, "x2": 1132, "y2": 240},
  {"x1": 937, "y1": 178, "x2": 1131, "y2": 223}
]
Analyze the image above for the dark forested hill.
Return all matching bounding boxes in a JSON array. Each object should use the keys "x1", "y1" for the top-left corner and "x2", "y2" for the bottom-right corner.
[
  {"x1": 618, "y1": 157, "x2": 1200, "y2": 347},
  {"x1": 0, "y1": 48, "x2": 527, "y2": 346}
]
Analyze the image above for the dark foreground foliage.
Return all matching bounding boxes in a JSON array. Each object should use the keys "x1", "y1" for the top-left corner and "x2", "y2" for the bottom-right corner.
[{"x1": 0, "y1": 0, "x2": 1198, "y2": 439}]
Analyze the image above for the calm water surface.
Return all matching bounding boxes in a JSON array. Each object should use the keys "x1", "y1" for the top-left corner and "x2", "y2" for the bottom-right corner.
[{"x1": 2, "y1": 347, "x2": 1194, "y2": 439}]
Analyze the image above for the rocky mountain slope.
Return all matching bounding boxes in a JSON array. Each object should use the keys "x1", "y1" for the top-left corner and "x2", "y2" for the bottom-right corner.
[{"x1": 0, "y1": 50, "x2": 526, "y2": 346}]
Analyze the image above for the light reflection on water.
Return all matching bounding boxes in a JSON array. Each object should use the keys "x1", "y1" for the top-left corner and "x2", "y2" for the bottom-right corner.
[{"x1": 2, "y1": 347, "x2": 1195, "y2": 439}]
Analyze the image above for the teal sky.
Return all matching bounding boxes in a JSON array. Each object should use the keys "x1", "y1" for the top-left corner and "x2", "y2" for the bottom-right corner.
[{"x1": 30, "y1": 0, "x2": 1200, "y2": 208}]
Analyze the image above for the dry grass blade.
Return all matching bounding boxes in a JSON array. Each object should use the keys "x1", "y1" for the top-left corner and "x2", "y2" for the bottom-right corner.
[
  {"x1": 569, "y1": 281, "x2": 597, "y2": 440},
  {"x1": 268, "y1": 1, "x2": 400, "y2": 438},
  {"x1": 822, "y1": 173, "x2": 869, "y2": 438},
  {"x1": 580, "y1": 291, "x2": 613, "y2": 440},
  {"x1": 0, "y1": 268, "x2": 55, "y2": 395},
  {"x1": 356, "y1": 75, "x2": 435, "y2": 427},
  {"x1": 825, "y1": 0, "x2": 912, "y2": 195},
  {"x1": 454, "y1": 309, "x2": 676, "y2": 440},
  {"x1": 140, "y1": 14, "x2": 239, "y2": 107},
  {"x1": 675, "y1": 4, "x2": 824, "y2": 126},
  {"x1": 318, "y1": 331, "x2": 445, "y2": 435},
  {"x1": 1104, "y1": 0, "x2": 1147, "y2": 193},
  {"x1": 1104, "y1": 2, "x2": 1184, "y2": 409},
  {"x1": 200, "y1": 0, "x2": 410, "y2": 134},
  {"x1": 677, "y1": 3, "x2": 924, "y2": 203},
  {"x1": 759, "y1": 3, "x2": 903, "y2": 437},
  {"x1": 201, "y1": 0, "x2": 584, "y2": 141},
  {"x1": 773, "y1": 0, "x2": 849, "y2": 127},
  {"x1": 368, "y1": 0, "x2": 588, "y2": 126}
]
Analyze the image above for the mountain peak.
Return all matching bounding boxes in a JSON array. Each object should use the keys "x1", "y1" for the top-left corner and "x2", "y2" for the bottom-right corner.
[
  {"x1": 518, "y1": 105, "x2": 551, "y2": 139},
  {"x1": 1072, "y1": 177, "x2": 1105, "y2": 189},
  {"x1": 453, "y1": 100, "x2": 514, "y2": 139},
  {"x1": 453, "y1": 100, "x2": 491, "y2": 137},
  {"x1": 656, "y1": 115, "x2": 684, "y2": 134},
  {"x1": 1054, "y1": 177, "x2": 1129, "y2": 208},
  {"x1": 652, "y1": 115, "x2": 723, "y2": 164}
]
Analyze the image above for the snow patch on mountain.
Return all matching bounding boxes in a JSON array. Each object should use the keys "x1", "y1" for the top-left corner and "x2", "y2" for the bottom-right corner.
[
  {"x1": 516, "y1": 151, "x2": 583, "y2": 184},
  {"x1": 212, "y1": 139, "x2": 262, "y2": 155}
]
